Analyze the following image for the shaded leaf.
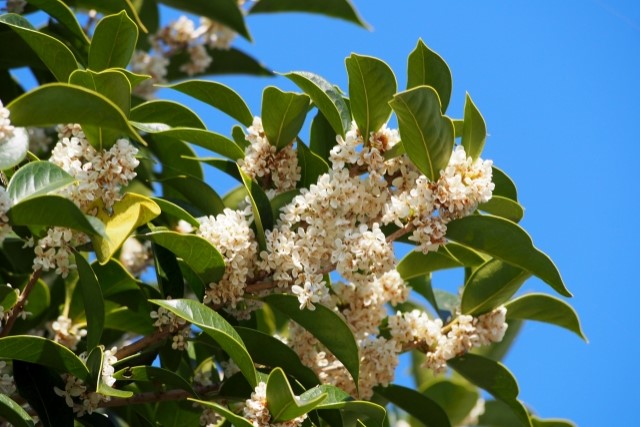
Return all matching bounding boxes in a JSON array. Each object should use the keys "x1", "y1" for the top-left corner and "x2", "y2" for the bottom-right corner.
[
  {"x1": 376, "y1": 384, "x2": 451, "y2": 427},
  {"x1": 151, "y1": 197, "x2": 200, "y2": 228},
  {"x1": 151, "y1": 127, "x2": 245, "y2": 160},
  {"x1": 310, "y1": 110, "x2": 336, "y2": 162},
  {"x1": 75, "y1": 253, "x2": 105, "y2": 350},
  {"x1": 423, "y1": 380, "x2": 479, "y2": 426},
  {"x1": 237, "y1": 165, "x2": 274, "y2": 250},
  {"x1": 89, "y1": 11, "x2": 138, "y2": 71},
  {"x1": 266, "y1": 367, "x2": 327, "y2": 422},
  {"x1": 27, "y1": 0, "x2": 90, "y2": 46},
  {"x1": 166, "y1": 47, "x2": 272, "y2": 79},
  {"x1": 131, "y1": 100, "x2": 206, "y2": 129},
  {"x1": 114, "y1": 366, "x2": 196, "y2": 395},
  {"x1": 297, "y1": 139, "x2": 329, "y2": 188},
  {"x1": 152, "y1": 241, "x2": 185, "y2": 299},
  {"x1": 249, "y1": 0, "x2": 368, "y2": 28},
  {"x1": 478, "y1": 196, "x2": 525, "y2": 223},
  {"x1": 0, "y1": 393, "x2": 35, "y2": 427},
  {"x1": 7, "y1": 161, "x2": 74, "y2": 204},
  {"x1": 304, "y1": 385, "x2": 386, "y2": 427},
  {"x1": 492, "y1": 166, "x2": 518, "y2": 201},
  {"x1": 262, "y1": 86, "x2": 310, "y2": 150},
  {"x1": 407, "y1": 39, "x2": 452, "y2": 113},
  {"x1": 158, "y1": 0, "x2": 250, "y2": 40},
  {"x1": 163, "y1": 176, "x2": 225, "y2": 217},
  {"x1": 189, "y1": 399, "x2": 253, "y2": 427},
  {"x1": 461, "y1": 93, "x2": 487, "y2": 160}
]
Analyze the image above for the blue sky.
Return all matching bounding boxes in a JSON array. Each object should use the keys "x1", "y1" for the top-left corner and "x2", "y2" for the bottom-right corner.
[{"x1": 165, "y1": 1, "x2": 638, "y2": 425}]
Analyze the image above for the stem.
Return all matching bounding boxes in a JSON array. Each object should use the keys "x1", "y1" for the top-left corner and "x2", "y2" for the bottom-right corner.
[
  {"x1": 0, "y1": 269, "x2": 42, "y2": 337},
  {"x1": 114, "y1": 328, "x2": 172, "y2": 360},
  {"x1": 98, "y1": 384, "x2": 220, "y2": 408}
]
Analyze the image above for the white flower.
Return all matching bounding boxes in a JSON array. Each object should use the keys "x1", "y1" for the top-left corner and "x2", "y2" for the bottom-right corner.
[
  {"x1": 0, "y1": 100, "x2": 15, "y2": 142},
  {"x1": 0, "y1": 185, "x2": 12, "y2": 243},
  {"x1": 48, "y1": 315, "x2": 87, "y2": 350},
  {"x1": 198, "y1": 16, "x2": 236, "y2": 49},
  {"x1": 180, "y1": 44, "x2": 213, "y2": 76},
  {"x1": 0, "y1": 360, "x2": 16, "y2": 395},
  {"x1": 119, "y1": 237, "x2": 152, "y2": 276},
  {"x1": 130, "y1": 50, "x2": 169, "y2": 98}
]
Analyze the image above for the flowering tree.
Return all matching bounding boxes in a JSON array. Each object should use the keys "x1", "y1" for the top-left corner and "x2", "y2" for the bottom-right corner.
[{"x1": 0, "y1": 1, "x2": 585, "y2": 426}]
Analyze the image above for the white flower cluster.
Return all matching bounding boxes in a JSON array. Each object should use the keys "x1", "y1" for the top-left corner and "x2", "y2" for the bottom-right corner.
[
  {"x1": 330, "y1": 123, "x2": 400, "y2": 176},
  {"x1": 130, "y1": 50, "x2": 170, "y2": 99},
  {"x1": 47, "y1": 315, "x2": 88, "y2": 350},
  {"x1": 150, "y1": 302, "x2": 190, "y2": 351},
  {"x1": 54, "y1": 347, "x2": 119, "y2": 417},
  {"x1": 0, "y1": 99, "x2": 15, "y2": 141},
  {"x1": 5, "y1": 0, "x2": 26, "y2": 14},
  {"x1": 0, "y1": 360, "x2": 16, "y2": 396},
  {"x1": 199, "y1": 407, "x2": 222, "y2": 427},
  {"x1": 28, "y1": 127, "x2": 53, "y2": 154},
  {"x1": 239, "y1": 117, "x2": 301, "y2": 197},
  {"x1": 242, "y1": 381, "x2": 307, "y2": 427},
  {"x1": 389, "y1": 306, "x2": 508, "y2": 373},
  {"x1": 30, "y1": 227, "x2": 87, "y2": 278},
  {"x1": 197, "y1": 208, "x2": 258, "y2": 310},
  {"x1": 0, "y1": 185, "x2": 12, "y2": 244},
  {"x1": 119, "y1": 237, "x2": 152, "y2": 276}
]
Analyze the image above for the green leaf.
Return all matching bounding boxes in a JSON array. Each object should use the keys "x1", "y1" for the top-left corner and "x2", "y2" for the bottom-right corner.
[
  {"x1": 152, "y1": 241, "x2": 185, "y2": 299},
  {"x1": 146, "y1": 231, "x2": 225, "y2": 284},
  {"x1": 0, "y1": 14, "x2": 78, "y2": 82},
  {"x1": 158, "y1": 0, "x2": 251, "y2": 40},
  {"x1": 0, "y1": 127, "x2": 28, "y2": 169},
  {"x1": 461, "y1": 260, "x2": 531, "y2": 316},
  {"x1": 150, "y1": 127, "x2": 245, "y2": 160},
  {"x1": 473, "y1": 319, "x2": 523, "y2": 362},
  {"x1": 91, "y1": 259, "x2": 140, "y2": 297},
  {"x1": 7, "y1": 83, "x2": 143, "y2": 143},
  {"x1": 284, "y1": 71, "x2": 351, "y2": 137},
  {"x1": 345, "y1": 54, "x2": 396, "y2": 138},
  {"x1": 531, "y1": 417, "x2": 577, "y2": 427},
  {"x1": 233, "y1": 124, "x2": 249, "y2": 148},
  {"x1": 150, "y1": 298, "x2": 258, "y2": 387},
  {"x1": 0, "y1": 285, "x2": 18, "y2": 311},
  {"x1": 305, "y1": 385, "x2": 386, "y2": 427},
  {"x1": 86, "y1": 346, "x2": 133, "y2": 398},
  {"x1": 74, "y1": 253, "x2": 105, "y2": 350},
  {"x1": 89, "y1": 11, "x2": 138, "y2": 71},
  {"x1": 447, "y1": 354, "x2": 531, "y2": 427},
  {"x1": 389, "y1": 86, "x2": 454, "y2": 181},
  {"x1": 92, "y1": 193, "x2": 161, "y2": 263},
  {"x1": 162, "y1": 80, "x2": 253, "y2": 127},
  {"x1": 7, "y1": 195, "x2": 104, "y2": 236},
  {"x1": 478, "y1": 400, "x2": 531, "y2": 427},
  {"x1": 149, "y1": 136, "x2": 204, "y2": 180},
  {"x1": 310, "y1": 110, "x2": 336, "y2": 162},
  {"x1": 114, "y1": 366, "x2": 196, "y2": 395},
  {"x1": 446, "y1": 215, "x2": 571, "y2": 297},
  {"x1": 152, "y1": 197, "x2": 200, "y2": 228},
  {"x1": 297, "y1": 139, "x2": 329, "y2": 188},
  {"x1": 505, "y1": 293, "x2": 587, "y2": 341},
  {"x1": 165, "y1": 47, "x2": 272, "y2": 80},
  {"x1": 262, "y1": 86, "x2": 310, "y2": 150},
  {"x1": 263, "y1": 294, "x2": 360, "y2": 391},
  {"x1": 397, "y1": 248, "x2": 461, "y2": 280},
  {"x1": 112, "y1": 67, "x2": 151, "y2": 88},
  {"x1": 492, "y1": 166, "x2": 518, "y2": 201},
  {"x1": 163, "y1": 176, "x2": 225, "y2": 217},
  {"x1": 478, "y1": 196, "x2": 525, "y2": 223},
  {"x1": 266, "y1": 367, "x2": 327, "y2": 422},
  {"x1": 407, "y1": 39, "x2": 452, "y2": 113},
  {"x1": 249, "y1": 0, "x2": 368, "y2": 28},
  {"x1": 26, "y1": 0, "x2": 90, "y2": 46},
  {"x1": 423, "y1": 380, "x2": 480, "y2": 426},
  {"x1": 461, "y1": 93, "x2": 487, "y2": 160},
  {"x1": 0, "y1": 336, "x2": 90, "y2": 380},
  {"x1": 0, "y1": 394, "x2": 35, "y2": 427},
  {"x1": 189, "y1": 399, "x2": 253, "y2": 427},
  {"x1": 131, "y1": 100, "x2": 206, "y2": 129},
  {"x1": 7, "y1": 161, "x2": 74, "y2": 204},
  {"x1": 376, "y1": 384, "x2": 451, "y2": 427},
  {"x1": 237, "y1": 165, "x2": 274, "y2": 250}
]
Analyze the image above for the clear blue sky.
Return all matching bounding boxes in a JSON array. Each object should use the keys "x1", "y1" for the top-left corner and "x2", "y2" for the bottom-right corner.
[{"x1": 156, "y1": 1, "x2": 638, "y2": 425}]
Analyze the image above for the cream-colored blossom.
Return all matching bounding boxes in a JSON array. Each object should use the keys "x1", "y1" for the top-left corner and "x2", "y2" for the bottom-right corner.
[{"x1": 48, "y1": 315, "x2": 87, "y2": 350}]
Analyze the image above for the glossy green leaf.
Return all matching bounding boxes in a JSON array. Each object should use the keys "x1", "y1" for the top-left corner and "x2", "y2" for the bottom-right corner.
[
  {"x1": 263, "y1": 294, "x2": 360, "y2": 390},
  {"x1": 345, "y1": 54, "x2": 396, "y2": 138},
  {"x1": 447, "y1": 354, "x2": 531, "y2": 427},
  {"x1": 162, "y1": 80, "x2": 253, "y2": 126},
  {"x1": 0, "y1": 127, "x2": 28, "y2": 169},
  {"x1": 237, "y1": 165, "x2": 274, "y2": 250},
  {"x1": 407, "y1": 39, "x2": 452, "y2": 113},
  {"x1": 91, "y1": 259, "x2": 140, "y2": 297},
  {"x1": 0, "y1": 285, "x2": 18, "y2": 311},
  {"x1": 146, "y1": 231, "x2": 225, "y2": 284},
  {"x1": 232, "y1": 124, "x2": 249, "y2": 149},
  {"x1": 249, "y1": 0, "x2": 368, "y2": 28},
  {"x1": 7, "y1": 161, "x2": 73, "y2": 204},
  {"x1": 194, "y1": 157, "x2": 242, "y2": 182},
  {"x1": 151, "y1": 197, "x2": 200, "y2": 227},
  {"x1": 189, "y1": 399, "x2": 253, "y2": 427},
  {"x1": 297, "y1": 139, "x2": 329, "y2": 188},
  {"x1": 531, "y1": 417, "x2": 577, "y2": 427},
  {"x1": 163, "y1": 176, "x2": 225, "y2": 216},
  {"x1": 376, "y1": 384, "x2": 451, "y2": 427},
  {"x1": 89, "y1": 11, "x2": 138, "y2": 71},
  {"x1": 0, "y1": 14, "x2": 77, "y2": 82},
  {"x1": 397, "y1": 248, "x2": 461, "y2": 280},
  {"x1": 26, "y1": 0, "x2": 90, "y2": 46},
  {"x1": 492, "y1": 166, "x2": 518, "y2": 201},
  {"x1": 310, "y1": 110, "x2": 336, "y2": 162},
  {"x1": 75, "y1": 253, "x2": 105, "y2": 350},
  {"x1": 284, "y1": 71, "x2": 351, "y2": 137},
  {"x1": 390, "y1": 86, "x2": 454, "y2": 181},
  {"x1": 266, "y1": 367, "x2": 327, "y2": 422},
  {"x1": 446, "y1": 215, "x2": 571, "y2": 297},
  {"x1": 112, "y1": 67, "x2": 151, "y2": 88},
  {"x1": 0, "y1": 393, "x2": 35, "y2": 427},
  {"x1": 92, "y1": 193, "x2": 161, "y2": 263},
  {"x1": 461, "y1": 93, "x2": 487, "y2": 160},
  {"x1": 7, "y1": 83, "x2": 143, "y2": 143},
  {"x1": 151, "y1": 127, "x2": 244, "y2": 160},
  {"x1": 150, "y1": 298, "x2": 258, "y2": 387},
  {"x1": 461, "y1": 259, "x2": 531, "y2": 316},
  {"x1": 479, "y1": 196, "x2": 525, "y2": 223},
  {"x1": 86, "y1": 346, "x2": 133, "y2": 398},
  {"x1": 304, "y1": 385, "x2": 386, "y2": 427},
  {"x1": 262, "y1": 86, "x2": 310, "y2": 150},
  {"x1": 166, "y1": 47, "x2": 272, "y2": 80},
  {"x1": 7, "y1": 195, "x2": 103, "y2": 236},
  {"x1": 159, "y1": 0, "x2": 250, "y2": 40},
  {"x1": 505, "y1": 293, "x2": 587, "y2": 341},
  {"x1": 236, "y1": 327, "x2": 319, "y2": 387},
  {"x1": 131, "y1": 100, "x2": 206, "y2": 129},
  {"x1": 150, "y1": 136, "x2": 204, "y2": 180},
  {"x1": 423, "y1": 380, "x2": 480, "y2": 426},
  {"x1": 114, "y1": 366, "x2": 196, "y2": 395},
  {"x1": 0, "y1": 336, "x2": 89, "y2": 380}
]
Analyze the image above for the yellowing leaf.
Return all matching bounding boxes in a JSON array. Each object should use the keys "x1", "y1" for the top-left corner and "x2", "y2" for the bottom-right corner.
[{"x1": 92, "y1": 193, "x2": 161, "y2": 263}]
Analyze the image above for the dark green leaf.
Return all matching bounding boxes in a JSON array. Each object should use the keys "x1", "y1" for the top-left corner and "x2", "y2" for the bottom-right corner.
[
  {"x1": 150, "y1": 298, "x2": 258, "y2": 387},
  {"x1": 0, "y1": 336, "x2": 89, "y2": 380},
  {"x1": 158, "y1": 0, "x2": 250, "y2": 40},
  {"x1": 390, "y1": 86, "x2": 454, "y2": 181},
  {"x1": 91, "y1": 259, "x2": 139, "y2": 298},
  {"x1": 492, "y1": 166, "x2": 518, "y2": 201},
  {"x1": 6, "y1": 161, "x2": 73, "y2": 204},
  {"x1": 531, "y1": 417, "x2": 577, "y2": 427},
  {"x1": 166, "y1": 47, "x2": 272, "y2": 80},
  {"x1": 27, "y1": 0, "x2": 90, "y2": 46},
  {"x1": 163, "y1": 176, "x2": 225, "y2": 216},
  {"x1": 478, "y1": 399, "x2": 531, "y2": 427},
  {"x1": 131, "y1": 100, "x2": 206, "y2": 129},
  {"x1": 114, "y1": 366, "x2": 196, "y2": 395},
  {"x1": 310, "y1": 110, "x2": 336, "y2": 162},
  {"x1": 86, "y1": 346, "x2": 133, "y2": 398},
  {"x1": 478, "y1": 196, "x2": 525, "y2": 223},
  {"x1": 249, "y1": 0, "x2": 368, "y2": 28},
  {"x1": 0, "y1": 393, "x2": 35, "y2": 427},
  {"x1": 263, "y1": 294, "x2": 360, "y2": 391},
  {"x1": 461, "y1": 260, "x2": 531, "y2": 316},
  {"x1": 146, "y1": 230, "x2": 225, "y2": 284},
  {"x1": 407, "y1": 39, "x2": 452, "y2": 113},
  {"x1": 345, "y1": 54, "x2": 396, "y2": 138},
  {"x1": 446, "y1": 215, "x2": 571, "y2": 297},
  {"x1": 461, "y1": 93, "x2": 487, "y2": 160},
  {"x1": 189, "y1": 399, "x2": 253, "y2": 427},
  {"x1": 74, "y1": 253, "x2": 105, "y2": 350},
  {"x1": 423, "y1": 380, "x2": 479, "y2": 426},
  {"x1": 151, "y1": 127, "x2": 245, "y2": 160},
  {"x1": 284, "y1": 71, "x2": 351, "y2": 137},
  {"x1": 162, "y1": 80, "x2": 253, "y2": 126},
  {"x1": 305, "y1": 385, "x2": 386, "y2": 427},
  {"x1": 397, "y1": 249, "x2": 461, "y2": 280},
  {"x1": 505, "y1": 293, "x2": 587, "y2": 341},
  {"x1": 0, "y1": 285, "x2": 18, "y2": 311},
  {"x1": 153, "y1": 242, "x2": 185, "y2": 299},
  {"x1": 271, "y1": 189, "x2": 299, "y2": 220},
  {"x1": 152, "y1": 197, "x2": 200, "y2": 227},
  {"x1": 7, "y1": 195, "x2": 103, "y2": 236},
  {"x1": 233, "y1": 124, "x2": 249, "y2": 149},
  {"x1": 266, "y1": 367, "x2": 327, "y2": 422},
  {"x1": 89, "y1": 11, "x2": 138, "y2": 71},
  {"x1": 262, "y1": 86, "x2": 310, "y2": 150},
  {"x1": 150, "y1": 135, "x2": 204, "y2": 180},
  {"x1": 376, "y1": 384, "x2": 451, "y2": 427},
  {"x1": 237, "y1": 165, "x2": 274, "y2": 250},
  {"x1": 0, "y1": 14, "x2": 77, "y2": 82},
  {"x1": 297, "y1": 139, "x2": 329, "y2": 188}
]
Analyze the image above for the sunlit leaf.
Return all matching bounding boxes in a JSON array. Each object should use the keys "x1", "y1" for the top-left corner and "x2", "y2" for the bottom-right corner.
[
  {"x1": 7, "y1": 161, "x2": 74, "y2": 204},
  {"x1": 407, "y1": 39, "x2": 452, "y2": 113},
  {"x1": 89, "y1": 10, "x2": 138, "y2": 71},
  {"x1": 262, "y1": 86, "x2": 310, "y2": 150}
]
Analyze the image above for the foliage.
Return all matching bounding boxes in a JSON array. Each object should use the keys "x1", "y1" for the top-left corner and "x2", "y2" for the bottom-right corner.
[{"x1": 0, "y1": 1, "x2": 583, "y2": 426}]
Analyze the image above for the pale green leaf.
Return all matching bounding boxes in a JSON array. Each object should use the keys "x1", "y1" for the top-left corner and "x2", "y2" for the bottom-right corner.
[{"x1": 7, "y1": 161, "x2": 74, "y2": 204}]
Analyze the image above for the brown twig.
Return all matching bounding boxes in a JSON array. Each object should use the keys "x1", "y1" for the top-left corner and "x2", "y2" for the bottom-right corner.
[
  {"x1": 114, "y1": 328, "x2": 172, "y2": 360},
  {"x1": 98, "y1": 384, "x2": 220, "y2": 408},
  {"x1": 0, "y1": 269, "x2": 42, "y2": 337}
]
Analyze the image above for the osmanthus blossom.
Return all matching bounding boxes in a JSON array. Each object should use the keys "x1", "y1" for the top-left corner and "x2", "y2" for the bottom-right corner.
[
  {"x1": 150, "y1": 299, "x2": 191, "y2": 351},
  {"x1": 0, "y1": 360, "x2": 16, "y2": 396},
  {"x1": 242, "y1": 382, "x2": 307, "y2": 427},
  {"x1": 0, "y1": 185, "x2": 12, "y2": 244},
  {"x1": 48, "y1": 315, "x2": 88, "y2": 351}
]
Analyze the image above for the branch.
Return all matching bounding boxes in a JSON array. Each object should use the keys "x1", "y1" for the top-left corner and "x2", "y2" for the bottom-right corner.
[
  {"x1": 114, "y1": 328, "x2": 172, "y2": 360},
  {"x1": 99, "y1": 384, "x2": 220, "y2": 408},
  {"x1": 0, "y1": 269, "x2": 42, "y2": 337}
]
